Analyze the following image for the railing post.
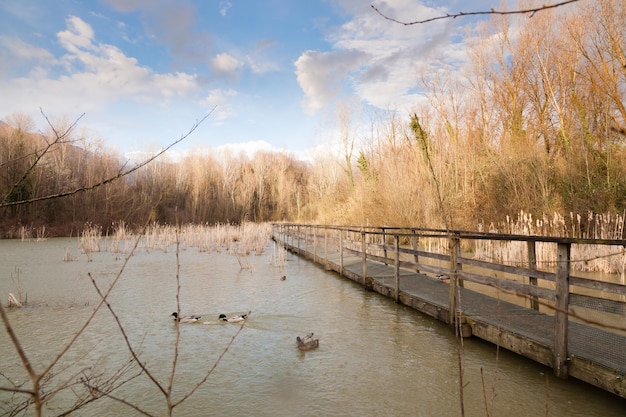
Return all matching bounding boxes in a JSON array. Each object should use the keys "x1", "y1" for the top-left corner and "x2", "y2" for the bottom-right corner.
[
  {"x1": 448, "y1": 233, "x2": 460, "y2": 326},
  {"x1": 324, "y1": 227, "x2": 328, "y2": 266},
  {"x1": 554, "y1": 242, "x2": 571, "y2": 378},
  {"x1": 361, "y1": 230, "x2": 368, "y2": 287},
  {"x1": 527, "y1": 240, "x2": 539, "y2": 310},
  {"x1": 305, "y1": 225, "x2": 309, "y2": 257},
  {"x1": 339, "y1": 229, "x2": 344, "y2": 277},
  {"x1": 297, "y1": 225, "x2": 301, "y2": 253},
  {"x1": 411, "y1": 229, "x2": 420, "y2": 273},
  {"x1": 394, "y1": 234, "x2": 400, "y2": 303},
  {"x1": 313, "y1": 225, "x2": 317, "y2": 262},
  {"x1": 382, "y1": 227, "x2": 388, "y2": 265}
]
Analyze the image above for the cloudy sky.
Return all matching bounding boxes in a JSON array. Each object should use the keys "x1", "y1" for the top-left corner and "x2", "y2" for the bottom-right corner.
[{"x1": 0, "y1": 0, "x2": 498, "y2": 158}]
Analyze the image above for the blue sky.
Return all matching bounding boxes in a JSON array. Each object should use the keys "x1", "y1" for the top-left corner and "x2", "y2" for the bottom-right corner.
[{"x1": 0, "y1": 0, "x2": 496, "y2": 159}]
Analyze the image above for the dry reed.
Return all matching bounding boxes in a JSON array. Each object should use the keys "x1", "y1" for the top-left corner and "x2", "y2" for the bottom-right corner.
[{"x1": 476, "y1": 211, "x2": 626, "y2": 275}]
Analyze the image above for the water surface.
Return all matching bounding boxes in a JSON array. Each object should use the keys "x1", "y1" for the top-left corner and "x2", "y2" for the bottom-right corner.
[{"x1": 1, "y1": 238, "x2": 624, "y2": 416}]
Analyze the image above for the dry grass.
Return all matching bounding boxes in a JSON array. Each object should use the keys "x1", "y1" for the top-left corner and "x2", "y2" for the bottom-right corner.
[{"x1": 476, "y1": 211, "x2": 626, "y2": 276}]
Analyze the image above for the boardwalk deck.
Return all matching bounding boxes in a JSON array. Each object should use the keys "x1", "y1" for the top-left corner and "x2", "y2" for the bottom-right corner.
[{"x1": 273, "y1": 230, "x2": 626, "y2": 399}]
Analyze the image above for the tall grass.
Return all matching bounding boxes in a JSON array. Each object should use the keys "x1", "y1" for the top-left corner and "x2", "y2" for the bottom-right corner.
[
  {"x1": 79, "y1": 223, "x2": 102, "y2": 260},
  {"x1": 476, "y1": 211, "x2": 626, "y2": 275}
]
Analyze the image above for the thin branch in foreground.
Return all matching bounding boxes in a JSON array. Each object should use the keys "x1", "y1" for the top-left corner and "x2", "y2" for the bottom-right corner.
[
  {"x1": 371, "y1": 0, "x2": 581, "y2": 26},
  {"x1": 0, "y1": 107, "x2": 216, "y2": 208}
]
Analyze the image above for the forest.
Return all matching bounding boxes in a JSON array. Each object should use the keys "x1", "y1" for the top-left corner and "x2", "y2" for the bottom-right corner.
[{"x1": 1, "y1": 0, "x2": 625, "y2": 238}]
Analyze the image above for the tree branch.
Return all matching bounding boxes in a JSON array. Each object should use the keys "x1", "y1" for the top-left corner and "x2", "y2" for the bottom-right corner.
[
  {"x1": 0, "y1": 107, "x2": 216, "y2": 208},
  {"x1": 371, "y1": 0, "x2": 582, "y2": 26}
]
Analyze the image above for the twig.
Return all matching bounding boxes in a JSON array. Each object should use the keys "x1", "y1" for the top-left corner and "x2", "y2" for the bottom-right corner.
[
  {"x1": 171, "y1": 321, "x2": 247, "y2": 409},
  {"x1": 371, "y1": 1, "x2": 581, "y2": 26},
  {"x1": 0, "y1": 107, "x2": 216, "y2": 208}
]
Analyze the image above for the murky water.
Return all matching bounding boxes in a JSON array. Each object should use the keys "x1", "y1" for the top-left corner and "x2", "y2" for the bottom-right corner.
[{"x1": 1, "y1": 238, "x2": 624, "y2": 416}]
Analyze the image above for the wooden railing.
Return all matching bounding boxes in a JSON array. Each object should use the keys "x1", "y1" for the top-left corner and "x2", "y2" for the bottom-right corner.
[{"x1": 272, "y1": 223, "x2": 626, "y2": 380}]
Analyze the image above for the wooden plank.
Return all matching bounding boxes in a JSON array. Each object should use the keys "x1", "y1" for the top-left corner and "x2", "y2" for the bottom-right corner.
[
  {"x1": 570, "y1": 275, "x2": 626, "y2": 296},
  {"x1": 459, "y1": 270, "x2": 555, "y2": 301},
  {"x1": 459, "y1": 256, "x2": 555, "y2": 282},
  {"x1": 466, "y1": 318, "x2": 554, "y2": 367}
]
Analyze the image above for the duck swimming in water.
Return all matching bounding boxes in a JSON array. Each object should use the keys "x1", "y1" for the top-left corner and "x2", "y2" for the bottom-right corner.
[
  {"x1": 219, "y1": 311, "x2": 250, "y2": 323},
  {"x1": 171, "y1": 312, "x2": 201, "y2": 323},
  {"x1": 296, "y1": 332, "x2": 319, "y2": 351}
]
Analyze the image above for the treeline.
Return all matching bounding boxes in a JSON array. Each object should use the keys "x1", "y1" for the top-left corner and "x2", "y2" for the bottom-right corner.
[
  {"x1": 1, "y1": 0, "x2": 625, "y2": 237},
  {"x1": 0, "y1": 118, "x2": 310, "y2": 237}
]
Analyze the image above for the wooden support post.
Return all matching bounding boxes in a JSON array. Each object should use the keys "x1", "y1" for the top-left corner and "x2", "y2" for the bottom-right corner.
[
  {"x1": 339, "y1": 229, "x2": 344, "y2": 277},
  {"x1": 394, "y1": 234, "x2": 400, "y2": 303},
  {"x1": 456, "y1": 236, "x2": 464, "y2": 288},
  {"x1": 296, "y1": 225, "x2": 300, "y2": 253},
  {"x1": 382, "y1": 227, "x2": 388, "y2": 265},
  {"x1": 411, "y1": 230, "x2": 420, "y2": 273},
  {"x1": 448, "y1": 234, "x2": 460, "y2": 326},
  {"x1": 305, "y1": 225, "x2": 309, "y2": 257},
  {"x1": 554, "y1": 242, "x2": 571, "y2": 378},
  {"x1": 324, "y1": 228, "x2": 328, "y2": 268},
  {"x1": 361, "y1": 231, "x2": 367, "y2": 287},
  {"x1": 527, "y1": 240, "x2": 539, "y2": 310},
  {"x1": 313, "y1": 226, "x2": 317, "y2": 262}
]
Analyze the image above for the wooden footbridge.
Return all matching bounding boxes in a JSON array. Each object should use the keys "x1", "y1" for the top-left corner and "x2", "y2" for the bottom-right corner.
[{"x1": 271, "y1": 224, "x2": 626, "y2": 399}]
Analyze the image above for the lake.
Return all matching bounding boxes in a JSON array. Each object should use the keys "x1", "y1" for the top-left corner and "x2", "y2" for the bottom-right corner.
[{"x1": 1, "y1": 236, "x2": 624, "y2": 416}]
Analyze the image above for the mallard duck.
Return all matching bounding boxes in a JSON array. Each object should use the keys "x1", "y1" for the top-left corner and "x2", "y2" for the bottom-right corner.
[
  {"x1": 171, "y1": 312, "x2": 201, "y2": 323},
  {"x1": 219, "y1": 311, "x2": 250, "y2": 323},
  {"x1": 435, "y1": 274, "x2": 450, "y2": 283},
  {"x1": 296, "y1": 332, "x2": 319, "y2": 351}
]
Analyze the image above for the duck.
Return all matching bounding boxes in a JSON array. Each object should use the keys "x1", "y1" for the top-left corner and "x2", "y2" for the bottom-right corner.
[
  {"x1": 435, "y1": 274, "x2": 450, "y2": 284},
  {"x1": 296, "y1": 332, "x2": 319, "y2": 351},
  {"x1": 219, "y1": 311, "x2": 250, "y2": 323},
  {"x1": 280, "y1": 275, "x2": 286, "y2": 281},
  {"x1": 170, "y1": 312, "x2": 201, "y2": 323}
]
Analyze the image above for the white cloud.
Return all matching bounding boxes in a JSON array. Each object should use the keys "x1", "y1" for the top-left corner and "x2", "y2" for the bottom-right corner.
[
  {"x1": 219, "y1": 1, "x2": 232, "y2": 17},
  {"x1": 295, "y1": 49, "x2": 369, "y2": 115},
  {"x1": 57, "y1": 15, "x2": 96, "y2": 53},
  {"x1": 202, "y1": 88, "x2": 237, "y2": 121},
  {"x1": 295, "y1": 0, "x2": 463, "y2": 114},
  {"x1": 212, "y1": 52, "x2": 243, "y2": 74},
  {"x1": 0, "y1": 15, "x2": 201, "y2": 122}
]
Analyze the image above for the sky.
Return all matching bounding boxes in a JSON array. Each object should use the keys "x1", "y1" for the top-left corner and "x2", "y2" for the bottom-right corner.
[{"x1": 0, "y1": 0, "x2": 498, "y2": 160}]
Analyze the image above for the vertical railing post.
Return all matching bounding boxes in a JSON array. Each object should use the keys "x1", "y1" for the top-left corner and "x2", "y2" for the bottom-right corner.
[
  {"x1": 339, "y1": 229, "x2": 344, "y2": 277},
  {"x1": 456, "y1": 236, "x2": 464, "y2": 288},
  {"x1": 382, "y1": 227, "x2": 388, "y2": 265},
  {"x1": 297, "y1": 225, "x2": 300, "y2": 253},
  {"x1": 527, "y1": 240, "x2": 539, "y2": 310},
  {"x1": 554, "y1": 242, "x2": 571, "y2": 378},
  {"x1": 361, "y1": 230, "x2": 367, "y2": 287},
  {"x1": 305, "y1": 225, "x2": 309, "y2": 257},
  {"x1": 448, "y1": 233, "x2": 460, "y2": 326},
  {"x1": 394, "y1": 234, "x2": 400, "y2": 303},
  {"x1": 324, "y1": 227, "x2": 328, "y2": 267},
  {"x1": 411, "y1": 229, "x2": 420, "y2": 273},
  {"x1": 313, "y1": 225, "x2": 317, "y2": 262}
]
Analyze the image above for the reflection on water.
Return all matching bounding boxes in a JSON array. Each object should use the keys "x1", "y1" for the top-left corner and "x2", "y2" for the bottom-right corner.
[{"x1": 1, "y1": 238, "x2": 625, "y2": 416}]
